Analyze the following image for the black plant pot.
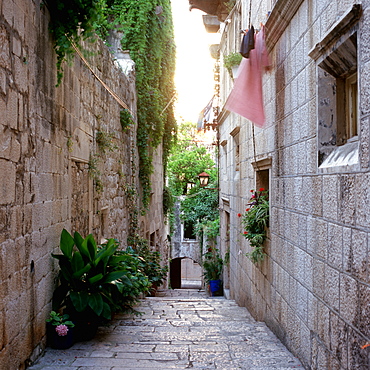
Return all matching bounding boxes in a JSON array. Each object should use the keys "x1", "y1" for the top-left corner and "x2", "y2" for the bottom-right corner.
[
  {"x1": 66, "y1": 310, "x2": 99, "y2": 342},
  {"x1": 74, "y1": 319, "x2": 99, "y2": 342},
  {"x1": 47, "y1": 323, "x2": 74, "y2": 349}
]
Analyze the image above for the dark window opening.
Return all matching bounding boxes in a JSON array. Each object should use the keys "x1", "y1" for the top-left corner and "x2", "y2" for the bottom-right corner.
[{"x1": 184, "y1": 221, "x2": 196, "y2": 240}]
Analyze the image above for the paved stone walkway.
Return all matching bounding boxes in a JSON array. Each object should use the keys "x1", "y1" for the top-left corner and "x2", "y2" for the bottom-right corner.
[{"x1": 29, "y1": 289, "x2": 303, "y2": 369}]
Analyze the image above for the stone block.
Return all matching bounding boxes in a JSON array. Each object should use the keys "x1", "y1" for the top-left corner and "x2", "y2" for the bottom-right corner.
[
  {"x1": 12, "y1": 34, "x2": 21, "y2": 57},
  {"x1": 339, "y1": 174, "x2": 356, "y2": 225},
  {"x1": 0, "y1": 159, "x2": 16, "y2": 204},
  {"x1": 13, "y1": 2, "x2": 25, "y2": 39},
  {"x1": 340, "y1": 274, "x2": 357, "y2": 324},
  {"x1": 342, "y1": 226, "x2": 352, "y2": 273},
  {"x1": 327, "y1": 223, "x2": 343, "y2": 270},
  {"x1": 350, "y1": 230, "x2": 368, "y2": 282},
  {"x1": 296, "y1": 281, "x2": 308, "y2": 323},
  {"x1": 313, "y1": 258, "x2": 325, "y2": 300},
  {"x1": 0, "y1": 68, "x2": 6, "y2": 96},
  {"x1": 347, "y1": 326, "x2": 370, "y2": 369},
  {"x1": 0, "y1": 25, "x2": 11, "y2": 72},
  {"x1": 14, "y1": 55, "x2": 28, "y2": 93},
  {"x1": 0, "y1": 124, "x2": 11, "y2": 160},
  {"x1": 356, "y1": 173, "x2": 370, "y2": 227},
  {"x1": 9, "y1": 205, "x2": 22, "y2": 240},
  {"x1": 360, "y1": 8, "x2": 370, "y2": 63},
  {"x1": 6, "y1": 89, "x2": 18, "y2": 130},
  {"x1": 360, "y1": 61, "x2": 370, "y2": 116},
  {"x1": 322, "y1": 175, "x2": 339, "y2": 221},
  {"x1": 324, "y1": 265, "x2": 340, "y2": 311},
  {"x1": 360, "y1": 116, "x2": 370, "y2": 169},
  {"x1": 10, "y1": 137, "x2": 21, "y2": 163},
  {"x1": 306, "y1": 137, "x2": 317, "y2": 174}
]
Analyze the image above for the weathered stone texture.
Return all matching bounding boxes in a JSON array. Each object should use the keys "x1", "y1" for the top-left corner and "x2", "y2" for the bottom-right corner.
[
  {"x1": 0, "y1": 0, "x2": 163, "y2": 369},
  {"x1": 219, "y1": 0, "x2": 370, "y2": 369}
]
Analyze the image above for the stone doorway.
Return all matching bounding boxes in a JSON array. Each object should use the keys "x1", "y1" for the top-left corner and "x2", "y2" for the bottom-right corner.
[{"x1": 170, "y1": 257, "x2": 202, "y2": 289}]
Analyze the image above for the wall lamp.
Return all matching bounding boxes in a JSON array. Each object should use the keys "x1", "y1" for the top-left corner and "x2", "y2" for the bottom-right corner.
[{"x1": 198, "y1": 172, "x2": 219, "y2": 190}]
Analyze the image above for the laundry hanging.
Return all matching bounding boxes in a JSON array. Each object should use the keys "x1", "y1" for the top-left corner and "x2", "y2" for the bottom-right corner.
[
  {"x1": 197, "y1": 96, "x2": 214, "y2": 130},
  {"x1": 225, "y1": 25, "x2": 270, "y2": 127},
  {"x1": 240, "y1": 25, "x2": 255, "y2": 58}
]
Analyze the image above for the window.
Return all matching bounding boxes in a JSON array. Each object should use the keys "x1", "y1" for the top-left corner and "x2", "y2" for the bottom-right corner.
[
  {"x1": 183, "y1": 221, "x2": 196, "y2": 240},
  {"x1": 309, "y1": 4, "x2": 361, "y2": 170},
  {"x1": 346, "y1": 72, "x2": 358, "y2": 140},
  {"x1": 317, "y1": 32, "x2": 357, "y2": 156},
  {"x1": 230, "y1": 126, "x2": 240, "y2": 171},
  {"x1": 256, "y1": 169, "x2": 269, "y2": 192}
]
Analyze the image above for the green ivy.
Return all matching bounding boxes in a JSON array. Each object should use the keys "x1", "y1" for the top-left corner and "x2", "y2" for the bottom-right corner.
[
  {"x1": 48, "y1": 0, "x2": 177, "y2": 210},
  {"x1": 46, "y1": 0, "x2": 106, "y2": 86},
  {"x1": 104, "y1": 0, "x2": 177, "y2": 209}
]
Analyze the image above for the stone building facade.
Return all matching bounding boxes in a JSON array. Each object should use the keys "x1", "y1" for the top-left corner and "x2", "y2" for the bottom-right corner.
[
  {"x1": 0, "y1": 0, "x2": 167, "y2": 369},
  {"x1": 214, "y1": 0, "x2": 370, "y2": 368}
]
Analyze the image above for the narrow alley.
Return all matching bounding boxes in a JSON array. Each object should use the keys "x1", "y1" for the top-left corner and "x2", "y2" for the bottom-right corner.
[{"x1": 29, "y1": 289, "x2": 303, "y2": 369}]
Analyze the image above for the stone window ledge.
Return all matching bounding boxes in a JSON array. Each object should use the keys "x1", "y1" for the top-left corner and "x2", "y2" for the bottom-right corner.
[{"x1": 319, "y1": 141, "x2": 359, "y2": 174}]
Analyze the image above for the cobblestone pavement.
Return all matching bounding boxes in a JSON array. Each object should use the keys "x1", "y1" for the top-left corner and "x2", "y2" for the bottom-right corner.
[{"x1": 29, "y1": 289, "x2": 304, "y2": 370}]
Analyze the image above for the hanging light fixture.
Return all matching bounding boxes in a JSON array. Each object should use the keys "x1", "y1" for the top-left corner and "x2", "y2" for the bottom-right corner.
[{"x1": 198, "y1": 172, "x2": 210, "y2": 187}]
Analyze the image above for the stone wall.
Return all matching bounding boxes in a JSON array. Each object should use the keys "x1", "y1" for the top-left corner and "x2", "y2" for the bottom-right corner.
[
  {"x1": 218, "y1": 0, "x2": 370, "y2": 369},
  {"x1": 0, "y1": 0, "x2": 146, "y2": 368}
]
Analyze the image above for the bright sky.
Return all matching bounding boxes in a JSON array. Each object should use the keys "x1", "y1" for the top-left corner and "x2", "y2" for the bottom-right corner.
[{"x1": 171, "y1": 0, "x2": 220, "y2": 124}]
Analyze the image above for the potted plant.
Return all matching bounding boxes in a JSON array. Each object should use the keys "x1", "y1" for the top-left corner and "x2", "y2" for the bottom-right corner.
[
  {"x1": 52, "y1": 229, "x2": 148, "y2": 341},
  {"x1": 141, "y1": 250, "x2": 168, "y2": 296},
  {"x1": 203, "y1": 246, "x2": 223, "y2": 296},
  {"x1": 46, "y1": 311, "x2": 75, "y2": 349},
  {"x1": 223, "y1": 52, "x2": 243, "y2": 78},
  {"x1": 239, "y1": 188, "x2": 269, "y2": 263}
]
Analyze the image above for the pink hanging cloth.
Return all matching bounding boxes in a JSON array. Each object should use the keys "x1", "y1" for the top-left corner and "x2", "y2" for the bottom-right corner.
[{"x1": 224, "y1": 25, "x2": 271, "y2": 127}]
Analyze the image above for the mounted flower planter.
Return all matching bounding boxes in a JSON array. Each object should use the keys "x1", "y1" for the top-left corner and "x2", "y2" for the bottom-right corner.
[
  {"x1": 202, "y1": 15, "x2": 221, "y2": 33},
  {"x1": 223, "y1": 52, "x2": 242, "y2": 79},
  {"x1": 239, "y1": 188, "x2": 269, "y2": 263},
  {"x1": 231, "y1": 64, "x2": 240, "y2": 79}
]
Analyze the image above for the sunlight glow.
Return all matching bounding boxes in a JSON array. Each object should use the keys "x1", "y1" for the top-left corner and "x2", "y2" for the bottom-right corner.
[{"x1": 171, "y1": 0, "x2": 220, "y2": 123}]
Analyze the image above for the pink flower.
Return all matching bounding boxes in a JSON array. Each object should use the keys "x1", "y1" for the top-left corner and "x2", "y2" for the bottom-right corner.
[
  {"x1": 244, "y1": 231, "x2": 248, "y2": 235},
  {"x1": 246, "y1": 208, "x2": 250, "y2": 212},
  {"x1": 259, "y1": 187, "x2": 265, "y2": 192},
  {"x1": 237, "y1": 213, "x2": 242, "y2": 217},
  {"x1": 55, "y1": 324, "x2": 69, "y2": 336}
]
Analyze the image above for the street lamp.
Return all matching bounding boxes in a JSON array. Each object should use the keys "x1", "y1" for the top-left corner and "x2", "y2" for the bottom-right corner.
[{"x1": 198, "y1": 172, "x2": 210, "y2": 187}]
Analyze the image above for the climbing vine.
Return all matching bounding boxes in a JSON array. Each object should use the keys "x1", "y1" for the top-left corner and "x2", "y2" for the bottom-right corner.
[
  {"x1": 47, "y1": 0, "x2": 177, "y2": 210},
  {"x1": 105, "y1": 0, "x2": 177, "y2": 208},
  {"x1": 46, "y1": 0, "x2": 106, "y2": 86}
]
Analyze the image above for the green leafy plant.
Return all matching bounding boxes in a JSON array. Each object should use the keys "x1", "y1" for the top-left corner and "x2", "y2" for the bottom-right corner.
[
  {"x1": 223, "y1": 52, "x2": 242, "y2": 73},
  {"x1": 120, "y1": 109, "x2": 135, "y2": 131},
  {"x1": 47, "y1": 0, "x2": 106, "y2": 86},
  {"x1": 133, "y1": 241, "x2": 168, "y2": 292},
  {"x1": 48, "y1": 0, "x2": 177, "y2": 210},
  {"x1": 88, "y1": 154, "x2": 103, "y2": 193},
  {"x1": 225, "y1": 0, "x2": 237, "y2": 13},
  {"x1": 109, "y1": 0, "x2": 177, "y2": 209},
  {"x1": 96, "y1": 130, "x2": 117, "y2": 154},
  {"x1": 240, "y1": 188, "x2": 269, "y2": 264},
  {"x1": 46, "y1": 311, "x2": 75, "y2": 328},
  {"x1": 203, "y1": 246, "x2": 223, "y2": 283},
  {"x1": 52, "y1": 229, "x2": 149, "y2": 322}
]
